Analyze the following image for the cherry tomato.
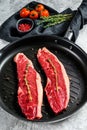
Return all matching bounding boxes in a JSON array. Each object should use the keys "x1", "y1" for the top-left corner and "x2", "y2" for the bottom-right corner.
[
  {"x1": 20, "y1": 8, "x2": 30, "y2": 18},
  {"x1": 40, "y1": 9, "x2": 50, "y2": 17},
  {"x1": 35, "y1": 4, "x2": 45, "y2": 12},
  {"x1": 29, "y1": 10, "x2": 39, "y2": 19}
]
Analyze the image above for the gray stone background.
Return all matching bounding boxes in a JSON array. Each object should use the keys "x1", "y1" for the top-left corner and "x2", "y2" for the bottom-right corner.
[{"x1": 0, "y1": 0, "x2": 87, "y2": 130}]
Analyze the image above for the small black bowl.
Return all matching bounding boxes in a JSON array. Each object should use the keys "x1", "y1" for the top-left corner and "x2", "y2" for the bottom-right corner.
[{"x1": 16, "y1": 18, "x2": 34, "y2": 35}]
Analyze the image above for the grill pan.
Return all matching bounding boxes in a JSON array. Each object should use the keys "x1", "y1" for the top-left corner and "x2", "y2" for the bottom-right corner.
[{"x1": 0, "y1": 35, "x2": 87, "y2": 123}]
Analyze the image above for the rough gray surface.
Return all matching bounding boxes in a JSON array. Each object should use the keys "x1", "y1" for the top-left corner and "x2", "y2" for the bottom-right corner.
[{"x1": 0, "y1": 0, "x2": 87, "y2": 130}]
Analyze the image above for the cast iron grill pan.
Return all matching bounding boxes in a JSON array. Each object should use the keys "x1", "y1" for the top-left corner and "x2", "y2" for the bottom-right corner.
[{"x1": 0, "y1": 35, "x2": 87, "y2": 123}]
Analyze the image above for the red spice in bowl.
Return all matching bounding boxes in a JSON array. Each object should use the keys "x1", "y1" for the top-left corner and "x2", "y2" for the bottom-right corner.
[
  {"x1": 16, "y1": 18, "x2": 34, "y2": 34},
  {"x1": 18, "y1": 23, "x2": 32, "y2": 32}
]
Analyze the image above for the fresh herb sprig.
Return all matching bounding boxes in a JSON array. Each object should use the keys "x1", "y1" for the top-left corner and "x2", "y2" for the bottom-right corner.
[{"x1": 37, "y1": 13, "x2": 73, "y2": 28}]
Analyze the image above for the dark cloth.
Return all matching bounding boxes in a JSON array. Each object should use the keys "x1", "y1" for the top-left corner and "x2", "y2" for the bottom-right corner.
[
  {"x1": 0, "y1": 1, "x2": 74, "y2": 42},
  {"x1": 70, "y1": 0, "x2": 87, "y2": 41},
  {"x1": 0, "y1": 0, "x2": 87, "y2": 43}
]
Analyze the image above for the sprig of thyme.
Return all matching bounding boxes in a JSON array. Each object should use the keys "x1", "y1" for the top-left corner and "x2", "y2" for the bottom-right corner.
[{"x1": 37, "y1": 13, "x2": 73, "y2": 28}]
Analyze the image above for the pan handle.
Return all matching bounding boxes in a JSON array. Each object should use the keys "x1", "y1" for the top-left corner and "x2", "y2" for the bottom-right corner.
[
  {"x1": 64, "y1": 0, "x2": 87, "y2": 42},
  {"x1": 64, "y1": 26, "x2": 73, "y2": 41}
]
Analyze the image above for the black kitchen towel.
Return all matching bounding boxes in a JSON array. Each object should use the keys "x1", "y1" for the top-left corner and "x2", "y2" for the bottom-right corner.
[
  {"x1": 70, "y1": 0, "x2": 87, "y2": 42},
  {"x1": 0, "y1": 1, "x2": 74, "y2": 43}
]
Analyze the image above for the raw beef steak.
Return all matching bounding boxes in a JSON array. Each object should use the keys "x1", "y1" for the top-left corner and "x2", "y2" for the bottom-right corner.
[
  {"x1": 14, "y1": 53, "x2": 43, "y2": 120},
  {"x1": 37, "y1": 47, "x2": 70, "y2": 114}
]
